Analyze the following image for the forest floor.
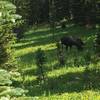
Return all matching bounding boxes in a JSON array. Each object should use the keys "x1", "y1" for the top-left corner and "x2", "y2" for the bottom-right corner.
[{"x1": 14, "y1": 24, "x2": 100, "y2": 100}]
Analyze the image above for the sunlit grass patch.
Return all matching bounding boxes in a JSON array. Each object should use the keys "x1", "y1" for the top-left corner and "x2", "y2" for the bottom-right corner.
[
  {"x1": 47, "y1": 67, "x2": 85, "y2": 78},
  {"x1": 37, "y1": 90, "x2": 100, "y2": 100},
  {"x1": 15, "y1": 43, "x2": 56, "y2": 57}
]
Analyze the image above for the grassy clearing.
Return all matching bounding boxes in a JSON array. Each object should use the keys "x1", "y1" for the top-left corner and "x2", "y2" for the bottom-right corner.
[{"x1": 14, "y1": 25, "x2": 100, "y2": 100}]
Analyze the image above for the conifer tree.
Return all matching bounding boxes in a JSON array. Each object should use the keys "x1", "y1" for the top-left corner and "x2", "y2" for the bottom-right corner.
[{"x1": 0, "y1": 0, "x2": 21, "y2": 69}]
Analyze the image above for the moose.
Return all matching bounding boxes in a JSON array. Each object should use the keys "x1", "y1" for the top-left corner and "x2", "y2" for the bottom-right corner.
[{"x1": 60, "y1": 36, "x2": 85, "y2": 51}]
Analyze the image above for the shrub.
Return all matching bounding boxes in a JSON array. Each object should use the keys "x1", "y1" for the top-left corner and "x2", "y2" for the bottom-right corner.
[
  {"x1": 0, "y1": 1, "x2": 21, "y2": 69},
  {"x1": 35, "y1": 48, "x2": 47, "y2": 84},
  {"x1": 0, "y1": 69, "x2": 28, "y2": 99}
]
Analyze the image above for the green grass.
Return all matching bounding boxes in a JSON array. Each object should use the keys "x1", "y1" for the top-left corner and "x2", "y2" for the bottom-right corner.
[{"x1": 13, "y1": 25, "x2": 100, "y2": 100}]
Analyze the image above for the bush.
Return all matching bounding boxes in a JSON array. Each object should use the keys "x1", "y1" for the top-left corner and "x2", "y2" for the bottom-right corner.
[
  {"x1": 35, "y1": 48, "x2": 47, "y2": 84},
  {"x1": 0, "y1": 1, "x2": 21, "y2": 69},
  {"x1": 0, "y1": 3, "x2": 24, "y2": 99},
  {"x1": 0, "y1": 69, "x2": 28, "y2": 99}
]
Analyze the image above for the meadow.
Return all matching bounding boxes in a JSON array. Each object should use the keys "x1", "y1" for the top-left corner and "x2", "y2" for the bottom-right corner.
[{"x1": 14, "y1": 24, "x2": 100, "y2": 100}]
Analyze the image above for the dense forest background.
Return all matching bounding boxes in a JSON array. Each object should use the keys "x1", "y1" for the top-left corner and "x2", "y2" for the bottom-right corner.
[{"x1": 9, "y1": 0, "x2": 100, "y2": 25}]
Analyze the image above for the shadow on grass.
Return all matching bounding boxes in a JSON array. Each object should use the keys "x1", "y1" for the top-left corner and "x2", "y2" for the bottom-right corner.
[
  {"x1": 14, "y1": 37, "x2": 54, "y2": 50},
  {"x1": 18, "y1": 48, "x2": 57, "y2": 76},
  {"x1": 18, "y1": 52, "x2": 35, "y2": 65},
  {"x1": 18, "y1": 44, "x2": 96, "y2": 81},
  {"x1": 14, "y1": 25, "x2": 96, "y2": 50},
  {"x1": 18, "y1": 42, "x2": 95, "y2": 68},
  {"x1": 14, "y1": 25, "x2": 98, "y2": 96},
  {"x1": 16, "y1": 25, "x2": 96, "y2": 66},
  {"x1": 14, "y1": 28, "x2": 64, "y2": 49},
  {"x1": 24, "y1": 68, "x2": 100, "y2": 96},
  {"x1": 17, "y1": 46, "x2": 99, "y2": 96}
]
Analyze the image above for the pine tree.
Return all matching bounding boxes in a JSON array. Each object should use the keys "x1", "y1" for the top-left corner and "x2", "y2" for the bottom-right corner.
[
  {"x1": 0, "y1": 1, "x2": 21, "y2": 69},
  {"x1": 54, "y1": 0, "x2": 70, "y2": 21}
]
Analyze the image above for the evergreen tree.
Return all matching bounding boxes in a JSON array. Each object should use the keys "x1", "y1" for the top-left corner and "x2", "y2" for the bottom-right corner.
[
  {"x1": 54, "y1": 0, "x2": 70, "y2": 21},
  {"x1": 0, "y1": 0, "x2": 21, "y2": 69}
]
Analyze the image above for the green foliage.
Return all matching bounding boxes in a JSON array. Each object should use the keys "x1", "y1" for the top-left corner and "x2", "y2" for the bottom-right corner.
[
  {"x1": 35, "y1": 48, "x2": 47, "y2": 66},
  {"x1": 0, "y1": 0, "x2": 99, "y2": 99},
  {"x1": 9, "y1": 0, "x2": 30, "y2": 22},
  {"x1": 0, "y1": 0, "x2": 21, "y2": 68},
  {"x1": 0, "y1": 69, "x2": 12, "y2": 85},
  {"x1": 35, "y1": 48, "x2": 47, "y2": 84},
  {"x1": 0, "y1": 69, "x2": 27, "y2": 99},
  {"x1": 0, "y1": 15, "x2": 24, "y2": 100},
  {"x1": 13, "y1": 25, "x2": 100, "y2": 99}
]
